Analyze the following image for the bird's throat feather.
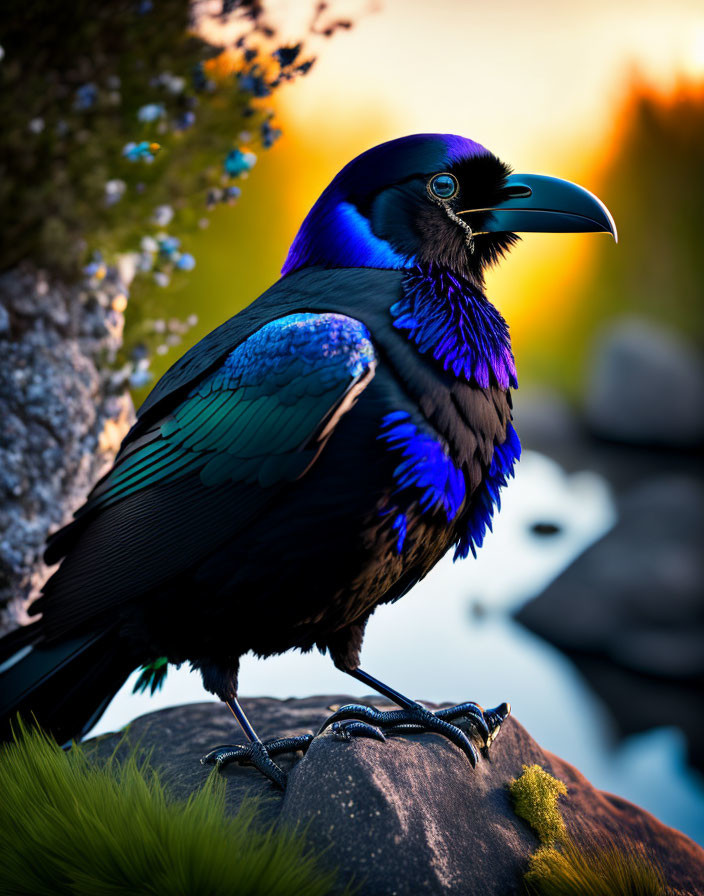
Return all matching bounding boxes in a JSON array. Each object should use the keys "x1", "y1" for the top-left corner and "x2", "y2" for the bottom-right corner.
[{"x1": 391, "y1": 265, "x2": 517, "y2": 390}]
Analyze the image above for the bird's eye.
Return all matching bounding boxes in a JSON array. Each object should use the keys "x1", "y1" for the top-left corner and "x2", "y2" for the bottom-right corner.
[{"x1": 428, "y1": 173, "x2": 459, "y2": 200}]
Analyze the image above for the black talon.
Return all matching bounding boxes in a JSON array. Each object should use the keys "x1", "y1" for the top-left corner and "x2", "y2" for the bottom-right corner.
[
  {"x1": 317, "y1": 702, "x2": 386, "y2": 736},
  {"x1": 319, "y1": 700, "x2": 482, "y2": 767},
  {"x1": 435, "y1": 701, "x2": 491, "y2": 744},
  {"x1": 484, "y1": 702, "x2": 511, "y2": 748},
  {"x1": 332, "y1": 719, "x2": 386, "y2": 742}
]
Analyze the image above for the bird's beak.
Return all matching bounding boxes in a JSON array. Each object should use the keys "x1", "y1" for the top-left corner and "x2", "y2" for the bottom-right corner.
[{"x1": 458, "y1": 173, "x2": 617, "y2": 241}]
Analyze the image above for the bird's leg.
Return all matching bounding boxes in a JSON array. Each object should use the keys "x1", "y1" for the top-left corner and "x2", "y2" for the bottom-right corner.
[
  {"x1": 319, "y1": 666, "x2": 510, "y2": 766},
  {"x1": 201, "y1": 696, "x2": 313, "y2": 789}
]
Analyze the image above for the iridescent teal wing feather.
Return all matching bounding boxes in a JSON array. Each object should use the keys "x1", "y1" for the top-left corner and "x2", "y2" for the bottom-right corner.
[{"x1": 79, "y1": 312, "x2": 376, "y2": 516}]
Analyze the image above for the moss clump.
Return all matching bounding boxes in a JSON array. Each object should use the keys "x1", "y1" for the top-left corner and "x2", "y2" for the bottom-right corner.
[
  {"x1": 0, "y1": 725, "x2": 341, "y2": 895},
  {"x1": 510, "y1": 763, "x2": 568, "y2": 846},
  {"x1": 510, "y1": 764, "x2": 667, "y2": 896}
]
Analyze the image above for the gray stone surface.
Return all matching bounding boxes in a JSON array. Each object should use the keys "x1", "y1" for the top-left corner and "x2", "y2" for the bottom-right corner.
[
  {"x1": 516, "y1": 475, "x2": 704, "y2": 768},
  {"x1": 0, "y1": 264, "x2": 133, "y2": 633},
  {"x1": 88, "y1": 697, "x2": 704, "y2": 896},
  {"x1": 584, "y1": 316, "x2": 704, "y2": 447}
]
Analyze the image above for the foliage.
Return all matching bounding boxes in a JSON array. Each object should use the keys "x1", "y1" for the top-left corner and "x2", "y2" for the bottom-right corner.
[
  {"x1": 0, "y1": 724, "x2": 342, "y2": 896},
  {"x1": 584, "y1": 78, "x2": 704, "y2": 345},
  {"x1": 531, "y1": 76, "x2": 704, "y2": 393},
  {"x1": 510, "y1": 764, "x2": 667, "y2": 896},
  {"x1": 0, "y1": 0, "x2": 355, "y2": 392},
  {"x1": 0, "y1": 0, "x2": 317, "y2": 276},
  {"x1": 510, "y1": 763, "x2": 568, "y2": 846},
  {"x1": 514, "y1": 76, "x2": 704, "y2": 394}
]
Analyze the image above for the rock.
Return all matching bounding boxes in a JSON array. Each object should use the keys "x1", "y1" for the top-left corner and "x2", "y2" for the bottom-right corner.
[
  {"x1": 516, "y1": 475, "x2": 704, "y2": 768},
  {"x1": 512, "y1": 388, "x2": 582, "y2": 450},
  {"x1": 0, "y1": 265, "x2": 134, "y2": 633},
  {"x1": 584, "y1": 316, "x2": 704, "y2": 448},
  {"x1": 87, "y1": 697, "x2": 704, "y2": 896}
]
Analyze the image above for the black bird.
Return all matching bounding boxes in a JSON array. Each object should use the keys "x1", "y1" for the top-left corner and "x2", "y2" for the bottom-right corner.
[{"x1": 0, "y1": 134, "x2": 616, "y2": 786}]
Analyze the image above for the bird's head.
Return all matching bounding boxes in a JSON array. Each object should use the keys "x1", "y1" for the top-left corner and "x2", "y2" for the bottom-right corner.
[{"x1": 282, "y1": 133, "x2": 616, "y2": 287}]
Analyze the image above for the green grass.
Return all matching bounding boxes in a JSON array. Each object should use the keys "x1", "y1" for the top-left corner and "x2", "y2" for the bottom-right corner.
[
  {"x1": 524, "y1": 841, "x2": 667, "y2": 896},
  {"x1": 0, "y1": 725, "x2": 342, "y2": 895},
  {"x1": 510, "y1": 764, "x2": 667, "y2": 896}
]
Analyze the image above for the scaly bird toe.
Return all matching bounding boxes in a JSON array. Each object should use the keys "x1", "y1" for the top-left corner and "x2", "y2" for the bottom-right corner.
[
  {"x1": 332, "y1": 719, "x2": 387, "y2": 742},
  {"x1": 435, "y1": 701, "x2": 491, "y2": 745},
  {"x1": 201, "y1": 733, "x2": 313, "y2": 789},
  {"x1": 319, "y1": 701, "x2": 490, "y2": 768}
]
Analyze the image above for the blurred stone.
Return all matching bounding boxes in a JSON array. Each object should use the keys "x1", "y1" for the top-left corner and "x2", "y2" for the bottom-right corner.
[
  {"x1": 88, "y1": 698, "x2": 704, "y2": 896},
  {"x1": 516, "y1": 474, "x2": 704, "y2": 767},
  {"x1": 513, "y1": 388, "x2": 581, "y2": 447},
  {"x1": 584, "y1": 317, "x2": 704, "y2": 448},
  {"x1": 0, "y1": 265, "x2": 134, "y2": 633}
]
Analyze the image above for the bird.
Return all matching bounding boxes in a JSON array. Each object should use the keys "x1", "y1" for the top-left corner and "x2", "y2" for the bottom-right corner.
[{"x1": 0, "y1": 133, "x2": 616, "y2": 787}]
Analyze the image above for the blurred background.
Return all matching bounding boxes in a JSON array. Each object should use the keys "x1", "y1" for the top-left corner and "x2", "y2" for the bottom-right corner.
[{"x1": 1, "y1": 0, "x2": 702, "y2": 845}]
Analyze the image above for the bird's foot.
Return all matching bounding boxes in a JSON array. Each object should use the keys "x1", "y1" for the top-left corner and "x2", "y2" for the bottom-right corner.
[
  {"x1": 319, "y1": 700, "x2": 511, "y2": 767},
  {"x1": 201, "y1": 733, "x2": 313, "y2": 789}
]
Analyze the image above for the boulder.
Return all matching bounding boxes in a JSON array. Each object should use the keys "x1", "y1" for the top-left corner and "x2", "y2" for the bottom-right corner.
[
  {"x1": 515, "y1": 475, "x2": 704, "y2": 769},
  {"x1": 584, "y1": 316, "x2": 704, "y2": 448},
  {"x1": 88, "y1": 697, "x2": 704, "y2": 896}
]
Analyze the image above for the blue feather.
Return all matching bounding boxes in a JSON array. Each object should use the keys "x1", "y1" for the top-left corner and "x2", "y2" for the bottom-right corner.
[
  {"x1": 378, "y1": 411, "x2": 466, "y2": 553},
  {"x1": 391, "y1": 266, "x2": 518, "y2": 391},
  {"x1": 453, "y1": 423, "x2": 522, "y2": 561}
]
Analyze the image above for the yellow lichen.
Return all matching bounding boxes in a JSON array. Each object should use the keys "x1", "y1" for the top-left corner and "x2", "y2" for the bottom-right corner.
[
  {"x1": 509, "y1": 765, "x2": 668, "y2": 895},
  {"x1": 510, "y1": 764, "x2": 568, "y2": 845}
]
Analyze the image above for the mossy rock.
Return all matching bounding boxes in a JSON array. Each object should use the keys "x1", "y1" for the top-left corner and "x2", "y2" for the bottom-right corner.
[{"x1": 81, "y1": 698, "x2": 704, "y2": 895}]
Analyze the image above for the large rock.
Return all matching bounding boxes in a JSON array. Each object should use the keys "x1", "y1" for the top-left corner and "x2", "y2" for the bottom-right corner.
[
  {"x1": 88, "y1": 697, "x2": 704, "y2": 896},
  {"x1": 584, "y1": 316, "x2": 704, "y2": 448},
  {"x1": 516, "y1": 475, "x2": 704, "y2": 769},
  {"x1": 0, "y1": 265, "x2": 133, "y2": 633}
]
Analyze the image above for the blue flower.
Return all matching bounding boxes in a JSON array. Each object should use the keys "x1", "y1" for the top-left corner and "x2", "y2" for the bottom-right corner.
[
  {"x1": 152, "y1": 205, "x2": 173, "y2": 227},
  {"x1": 176, "y1": 253, "x2": 196, "y2": 271},
  {"x1": 157, "y1": 235, "x2": 180, "y2": 257},
  {"x1": 238, "y1": 68, "x2": 271, "y2": 97},
  {"x1": 130, "y1": 367, "x2": 153, "y2": 388},
  {"x1": 74, "y1": 83, "x2": 97, "y2": 111},
  {"x1": 174, "y1": 110, "x2": 195, "y2": 131},
  {"x1": 122, "y1": 141, "x2": 160, "y2": 162},
  {"x1": 137, "y1": 103, "x2": 165, "y2": 123},
  {"x1": 224, "y1": 148, "x2": 257, "y2": 177},
  {"x1": 261, "y1": 119, "x2": 282, "y2": 148},
  {"x1": 104, "y1": 179, "x2": 126, "y2": 206}
]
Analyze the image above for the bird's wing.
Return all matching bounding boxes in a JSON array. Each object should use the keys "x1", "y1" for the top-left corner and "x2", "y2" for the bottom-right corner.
[
  {"x1": 85, "y1": 311, "x2": 376, "y2": 511},
  {"x1": 37, "y1": 312, "x2": 376, "y2": 628}
]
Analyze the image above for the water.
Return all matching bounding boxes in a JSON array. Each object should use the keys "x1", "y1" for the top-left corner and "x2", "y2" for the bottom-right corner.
[{"x1": 89, "y1": 451, "x2": 704, "y2": 845}]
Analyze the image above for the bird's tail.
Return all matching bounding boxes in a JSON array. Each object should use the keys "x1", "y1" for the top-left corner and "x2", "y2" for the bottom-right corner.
[{"x1": 0, "y1": 621, "x2": 135, "y2": 745}]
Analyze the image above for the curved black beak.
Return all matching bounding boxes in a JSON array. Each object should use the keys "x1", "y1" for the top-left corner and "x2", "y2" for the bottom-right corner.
[{"x1": 458, "y1": 173, "x2": 617, "y2": 241}]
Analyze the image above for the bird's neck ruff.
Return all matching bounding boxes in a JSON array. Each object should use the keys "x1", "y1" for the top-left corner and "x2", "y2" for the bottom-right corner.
[
  {"x1": 390, "y1": 265, "x2": 517, "y2": 390},
  {"x1": 282, "y1": 199, "x2": 416, "y2": 275}
]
